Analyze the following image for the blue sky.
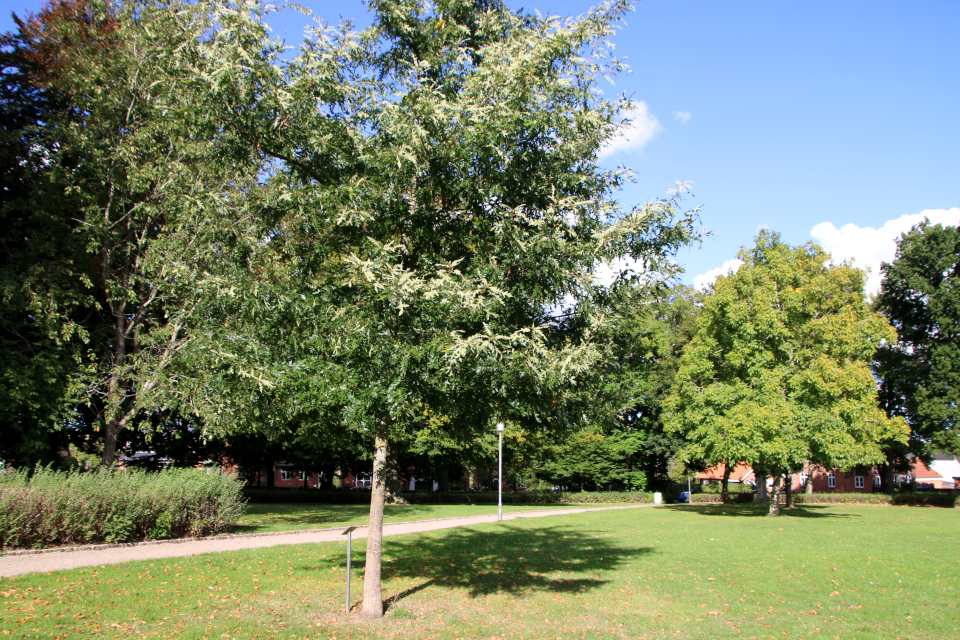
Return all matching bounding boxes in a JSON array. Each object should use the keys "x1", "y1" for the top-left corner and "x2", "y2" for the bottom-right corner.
[{"x1": 3, "y1": 0, "x2": 957, "y2": 293}]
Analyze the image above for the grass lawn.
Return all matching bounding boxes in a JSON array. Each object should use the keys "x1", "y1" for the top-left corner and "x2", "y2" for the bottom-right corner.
[
  {"x1": 232, "y1": 503, "x2": 589, "y2": 534},
  {"x1": 2, "y1": 504, "x2": 957, "y2": 639}
]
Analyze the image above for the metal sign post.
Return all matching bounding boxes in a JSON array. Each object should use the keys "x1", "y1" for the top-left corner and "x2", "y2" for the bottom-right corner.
[
  {"x1": 341, "y1": 526, "x2": 358, "y2": 613},
  {"x1": 496, "y1": 422, "x2": 505, "y2": 521}
]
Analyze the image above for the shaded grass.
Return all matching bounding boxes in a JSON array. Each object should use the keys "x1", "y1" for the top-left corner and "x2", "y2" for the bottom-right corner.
[
  {"x1": 231, "y1": 502, "x2": 587, "y2": 534},
  {"x1": 2, "y1": 504, "x2": 957, "y2": 639}
]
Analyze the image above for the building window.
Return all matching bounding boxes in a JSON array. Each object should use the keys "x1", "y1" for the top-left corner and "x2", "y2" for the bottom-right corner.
[
  {"x1": 827, "y1": 473, "x2": 836, "y2": 488},
  {"x1": 299, "y1": 471, "x2": 306, "y2": 481},
  {"x1": 855, "y1": 476, "x2": 864, "y2": 489},
  {"x1": 280, "y1": 469, "x2": 291, "y2": 481},
  {"x1": 874, "y1": 474, "x2": 882, "y2": 488},
  {"x1": 356, "y1": 474, "x2": 372, "y2": 489},
  {"x1": 799, "y1": 472, "x2": 809, "y2": 487}
]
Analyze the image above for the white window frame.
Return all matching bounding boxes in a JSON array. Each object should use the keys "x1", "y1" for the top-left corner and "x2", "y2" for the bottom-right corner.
[
  {"x1": 298, "y1": 471, "x2": 306, "y2": 481},
  {"x1": 874, "y1": 474, "x2": 882, "y2": 487},
  {"x1": 799, "y1": 472, "x2": 809, "y2": 487},
  {"x1": 356, "y1": 474, "x2": 372, "y2": 489},
  {"x1": 280, "y1": 469, "x2": 291, "y2": 482},
  {"x1": 827, "y1": 473, "x2": 836, "y2": 488},
  {"x1": 855, "y1": 476, "x2": 864, "y2": 489}
]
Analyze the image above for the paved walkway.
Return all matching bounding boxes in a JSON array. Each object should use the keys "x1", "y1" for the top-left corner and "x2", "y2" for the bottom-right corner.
[{"x1": 0, "y1": 504, "x2": 653, "y2": 578}]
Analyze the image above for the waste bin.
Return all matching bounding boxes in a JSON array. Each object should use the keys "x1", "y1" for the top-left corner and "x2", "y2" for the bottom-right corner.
[{"x1": 653, "y1": 492, "x2": 662, "y2": 505}]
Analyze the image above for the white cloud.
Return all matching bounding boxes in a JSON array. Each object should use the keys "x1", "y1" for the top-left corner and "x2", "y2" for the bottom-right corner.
[
  {"x1": 693, "y1": 258, "x2": 743, "y2": 291},
  {"x1": 673, "y1": 111, "x2": 692, "y2": 124},
  {"x1": 593, "y1": 257, "x2": 641, "y2": 286},
  {"x1": 810, "y1": 208, "x2": 960, "y2": 296},
  {"x1": 599, "y1": 102, "x2": 662, "y2": 158}
]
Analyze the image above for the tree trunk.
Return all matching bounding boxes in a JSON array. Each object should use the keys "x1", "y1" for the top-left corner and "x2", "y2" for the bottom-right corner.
[
  {"x1": 361, "y1": 421, "x2": 389, "y2": 618},
  {"x1": 438, "y1": 467, "x2": 449, "y2": 492},
  {"x1": 319, "y1": 465, "x2": 335, "y2": 490},
  {"x1": 720, "y1": 460, "x2": 731, "y2": 503},
  {"x1": 880, "y1": 461, "x2": 895, "y2": 494},
  {"x1": 805, "y1": 466, "x2": 814, "y2": 494},
  {"x1": 266, "y1": 461, "x2": 275, "y2": 488},
  {"x1": 768, "y1": 472, "x2": 782, "y2": 517},
  {"x1": 383, "y1": 439, "x2": 408, "y2": 504},
  {"x1": 101, "y1": 414, "x2": 121, "y2": 468},
  {"x1": 754, "y1": 465, "x2": 768, "y2": 503},
  {"x1": 785, "y1": 473, "x2": 794, "y2": 509}
]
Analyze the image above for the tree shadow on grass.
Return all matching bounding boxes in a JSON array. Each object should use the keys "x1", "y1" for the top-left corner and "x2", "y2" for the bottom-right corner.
[
  {"x1": 670, "y1": 504, "x2": 858, "y2": 519},
  {"x1": 300, "y1": 522, "x2": 652, "y2": 611},
  {"x1": 377, "y1": 523, "x2": 651, "y2": 610}
]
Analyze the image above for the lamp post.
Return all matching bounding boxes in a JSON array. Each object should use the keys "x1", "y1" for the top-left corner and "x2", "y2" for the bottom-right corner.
[
  {"x1": 341, "y1": 526, "x2": 358, "y2": 613},
  {"x1": 496, "y1": 421, "x2": 505, "y2": 521}
]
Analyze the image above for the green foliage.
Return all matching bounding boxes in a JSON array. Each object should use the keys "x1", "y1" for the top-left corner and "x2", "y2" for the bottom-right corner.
[
  {"x1": 665, "y1": 231, "x2": 908, "y2": 501},
  {"x1": 0, "y1": 466, "x2": 246, "y2": 550},
  {"x1": 874, "y1": 221, "x2": 960, "y2": 460},
  {"x1": 0, "y1": 0, "x2": 265, "y2": 465}
]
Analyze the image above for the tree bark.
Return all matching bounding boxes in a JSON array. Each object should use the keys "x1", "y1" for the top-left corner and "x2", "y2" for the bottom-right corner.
[
  {"x1": 805, "y1": 465, "x2": 814, "y2": 494},
  {"x1": 880, "y1": 460, "x2": 895, "y2": 494},
  {"x1": 438, "y1": 467, "x2": 449, "y2": 492},
  {"x1": 720, "y1": 460, "x2": 731, "y2": 504},
  {"x1": 361, "y1": 421, "x2": 389, "y2": 618},
  {"x1": 785, "y1": 473, "x2": 794, "y2": 509},
  {"x1": 383, "y1": 439, "x2": 408, "y2": 504},
  {"x1": 754, "y1": 465, "x2": 768, "y2": 503},
  {"x1": 768, "y1": 472, "x2": 782, "y2": 517}
]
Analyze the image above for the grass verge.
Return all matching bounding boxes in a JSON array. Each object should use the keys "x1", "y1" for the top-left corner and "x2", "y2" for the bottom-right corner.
[
  {"x1": 2, "y1": 504, "x2": 957, "y2": 639},
  {"x1": 231, "y1": 503, "x2": 589, "y2": 535}
]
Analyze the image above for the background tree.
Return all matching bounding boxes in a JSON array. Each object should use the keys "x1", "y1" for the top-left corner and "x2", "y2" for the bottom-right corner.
[
  {"x1": 535, "y1": 285, "x2": 702, "y2": 492},
  {"x1": 874, "y1": 221, "x2": 960, "y2": 479},
  {"x1": 665, "y1": 231, "x2": 908, "y2": 515}
]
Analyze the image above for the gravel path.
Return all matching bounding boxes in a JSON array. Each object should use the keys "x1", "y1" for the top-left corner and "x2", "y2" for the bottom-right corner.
[{"x1": 0, "y1": 504, "x2": 653, "y2": 578}]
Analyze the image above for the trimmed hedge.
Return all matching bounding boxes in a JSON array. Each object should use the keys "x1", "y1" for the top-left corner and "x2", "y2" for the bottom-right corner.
[
  {"x1": 690, "y1": 493, "x2": 754, "y2": 504},
  {"x1": 243, "y1": 488, "x2": 654, "y2": 506},
  {"x1": 0, "y1": 467, "x2": 246, "y2": 550},
  {"x1": 691, "y1": 491, "x2": 958, "y2": 507}
]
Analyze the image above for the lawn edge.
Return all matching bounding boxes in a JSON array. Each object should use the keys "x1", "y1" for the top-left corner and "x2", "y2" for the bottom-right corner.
[{"x1": 0, "y1": 504, "x2": 650, "y2": 558}]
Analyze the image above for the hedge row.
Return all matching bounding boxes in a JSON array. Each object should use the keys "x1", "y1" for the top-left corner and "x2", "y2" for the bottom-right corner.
[
  {"x1": 243, "y1": 488, "x2": 655, "y2": 505},
  {"x1": 0, "y1": 467, "x2": 247, "y2": 550},
  {"x1": 691, "y1": 491, "x2": 958, "y2": 507}
]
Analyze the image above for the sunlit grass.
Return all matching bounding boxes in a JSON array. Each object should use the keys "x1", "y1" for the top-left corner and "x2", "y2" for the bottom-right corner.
[
  {"x1": 2, "y1": 504, "x2": 957, "y2": 639},
  {"x1": 232, "y1": 502, "x2": 589, "y2": 534}
]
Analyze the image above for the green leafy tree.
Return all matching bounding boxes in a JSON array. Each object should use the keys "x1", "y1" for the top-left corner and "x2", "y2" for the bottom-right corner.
[
  {"x1": 0, "y1": 0, "x2": 263, "y2": 466},
  {"x1": 173, "y1": 0, "x2": 698, "y2": 617},
  {"x1": 665, "y1": 231, "x2": 908, "y2": 515},
  {"x1": 874, "y1": 221, "x2": 960, "y2": 472},
  {"x1": 536, "y1": 285, "x2": 702, "y2": 492}
]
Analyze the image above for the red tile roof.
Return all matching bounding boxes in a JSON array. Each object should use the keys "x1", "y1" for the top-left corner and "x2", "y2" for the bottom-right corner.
[
  {"x1": 912, "y1": 460, "x2": 943, "y2": 479},
  {"x1": 696, "y1": 462, "x2": 754, "y2": 482}
]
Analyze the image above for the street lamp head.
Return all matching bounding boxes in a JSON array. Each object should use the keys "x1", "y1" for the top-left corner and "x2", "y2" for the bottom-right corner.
[{"x1": 496, "y1": 422, "x2": 505, "y2": 432}]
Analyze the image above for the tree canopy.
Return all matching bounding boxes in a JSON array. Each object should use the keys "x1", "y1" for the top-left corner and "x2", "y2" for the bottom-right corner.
[
  {"x1": 874, "y1": 221, "x2": 960, "y2": 461},
  {"x1": 665, "y1": 231, "x2": 908, "y2": 515}
]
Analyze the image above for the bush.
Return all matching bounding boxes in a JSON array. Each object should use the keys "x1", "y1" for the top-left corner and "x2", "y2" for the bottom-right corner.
[
  {"x1": 790, "y1": 493, "x2": 892, "y2": 506},
  {"x1": 242, "y1": 488, "x2": 654, "y2": 506},
  {"x1": 690, "y1": 493, "x2": 754, "y2": 504},
  {"x1": 688, "y1": 492, "x2": 958, "y2": 507},
  {"x1": 0, "y1": 466, "x2": 246, "y2": 550}
]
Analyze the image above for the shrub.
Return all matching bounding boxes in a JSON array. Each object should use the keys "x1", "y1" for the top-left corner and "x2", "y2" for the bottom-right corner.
[
  {"x1": 0, "y1": 467, "x2": 246, "y2": 550},
  {"x1": 688, "y1": 492, "x2": 958, "y2": 507}
]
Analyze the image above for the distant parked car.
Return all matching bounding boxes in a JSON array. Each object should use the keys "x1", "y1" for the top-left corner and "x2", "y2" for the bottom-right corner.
[{"x1": 677, "y1": 491, "x2": 690, "y2": 503}]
